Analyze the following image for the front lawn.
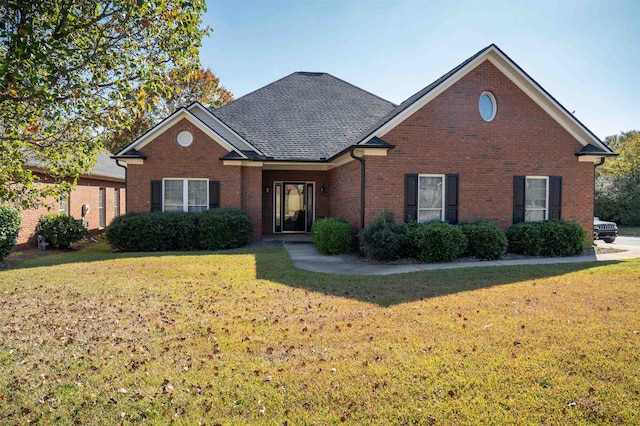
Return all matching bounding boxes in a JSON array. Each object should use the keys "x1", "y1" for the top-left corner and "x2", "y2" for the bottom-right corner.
[{"x1": 1, "y1": 244, "x2": 639, "y2": 424}]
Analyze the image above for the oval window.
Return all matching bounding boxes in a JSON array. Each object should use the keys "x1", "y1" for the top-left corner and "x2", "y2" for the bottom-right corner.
[
  {"x1": 177, "y1": 130, "x2": 193, "y2": 147},
  {"x1": 479, "y1": 92, "x2": 497, "y2": 121}
]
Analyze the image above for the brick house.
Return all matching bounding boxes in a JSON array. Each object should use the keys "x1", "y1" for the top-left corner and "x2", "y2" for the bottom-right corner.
[
  {"x1": 16, "y1": 152, "x2": 126, "y2": 248},
  {"x1": 113, "y1": 44, "x2": 615, "y2": 240}
]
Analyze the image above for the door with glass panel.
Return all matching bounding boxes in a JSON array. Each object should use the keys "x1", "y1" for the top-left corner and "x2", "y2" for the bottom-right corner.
[{"x1": 273, "y1": 182, "x2": 314, "y2": 233}]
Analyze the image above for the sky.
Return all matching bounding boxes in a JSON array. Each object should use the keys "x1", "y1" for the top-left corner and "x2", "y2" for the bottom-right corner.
[{"x1": 199, "y1": 0, "x2": 639, "y2": 141}]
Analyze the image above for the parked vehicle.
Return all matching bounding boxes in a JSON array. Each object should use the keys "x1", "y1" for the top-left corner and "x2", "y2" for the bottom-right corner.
[{"x1": 594, "y1": 217, "x2": 618, "y2": 243}]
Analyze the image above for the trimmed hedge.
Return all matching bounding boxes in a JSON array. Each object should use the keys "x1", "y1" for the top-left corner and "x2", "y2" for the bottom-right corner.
[
  {"x1": 38, "y1": 214, "x2": 89, "y2": 249},
  {"x1": 459, "y1": 222, "x2": 507, "y2": 260},
  {"x1": 106, "y1": 209, "x2": 254, "y2": 252},
  {"x1": 360, "y1": 213, "x2": 407, "y2": 261},
  {"x1": 312, "y1": 218, "x2": 352, "y2": 255},
  {"x1": 198, "y1": 208, "x2": 254, "y2": 250},
  {"x1": 406, "y1": 221, "x2": 467, "y2": 263},
  {"x1": 507, "y1": 220, "x2": 587, "y2": 257},
  {"x1": 0, "y1": 205, "x2": 21, "y2": 260}
]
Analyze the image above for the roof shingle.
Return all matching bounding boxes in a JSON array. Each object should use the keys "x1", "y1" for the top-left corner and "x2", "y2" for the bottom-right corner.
[{"x1": 211, "y1": 72, "x2": 396, "y2": 161}]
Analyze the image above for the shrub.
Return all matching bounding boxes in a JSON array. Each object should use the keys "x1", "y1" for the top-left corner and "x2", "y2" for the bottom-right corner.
[
  {"x1": 406, "y1": 221, "x2": 467, "y2": 263},
  {"x1": 507, "y1": 220, "x2": 587, "y2": 257},
  {"x1": 399, "y1": 220, "x2": 420, "y2": 258},
  {"x1": 0, "y1": 205, "x2": 21, "y2": 260},
  {"x1": 38, "y1": 213, "x2": 89, "y2": 249},
  {"x1": 538, "y1": 220, "x2": 587, "y2": 257},
  {"x1": 360, "y1": 213, "x2": 407, "y2": 261},
  {"x1": 459, "y1": 222, "x2": 507, "y2": 260},
  {"x1": 198, "y1": 208, "x2": 254, "y2": 250},
  {"x1": 506, "y1": 222, "x2": 544, "y2": 256},
  {"x1": 106, "y1": 212, "x2": 176, "y2": 252},
  {"x1": 312, "y1": 218, "x2": 352, "y2": 255}
]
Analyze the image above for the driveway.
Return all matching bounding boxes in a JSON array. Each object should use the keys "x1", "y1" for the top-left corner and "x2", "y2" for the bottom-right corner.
[{"x1": 608, "y1": 236, "x2": 640, "y2": 247}]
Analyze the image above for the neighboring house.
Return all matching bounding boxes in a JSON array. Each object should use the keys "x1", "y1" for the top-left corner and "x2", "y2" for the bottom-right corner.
[
  {"x1": 113, "y1": 44, "x2": 615, "y2": 240},
  {"x1": 16, "y1": 152, "x2": 126, "y2": 248}
]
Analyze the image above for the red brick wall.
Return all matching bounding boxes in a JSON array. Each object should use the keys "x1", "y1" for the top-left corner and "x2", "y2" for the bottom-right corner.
[
  {"x1": 360, "y1": 60, "x2": 594, "y2": 234},
  {"x1": 328, "y1": 160, "x2": 362, "y2": 231},
  {"x1": 241, "y1": 166, "x2": 263, "y2": 239},
  {"x1": 16, "y1": 173, "x2": 126, "y2": 248},
  {"x1": 126, "y1": 118, "x2": 244, "y2": 213}
]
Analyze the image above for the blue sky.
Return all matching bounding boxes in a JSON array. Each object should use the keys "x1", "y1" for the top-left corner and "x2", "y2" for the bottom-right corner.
[{"x1": 200, "y1": 0, "x2": 639, "y2": 140}]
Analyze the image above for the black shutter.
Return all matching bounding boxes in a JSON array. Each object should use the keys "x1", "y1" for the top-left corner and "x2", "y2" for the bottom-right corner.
[
  {"x1": 151, "y1": 180, "x2": 162, "y2": 212},
  {"x1": 445, "y1": 174, "x2": 459, "y2": 224},
  {"x1": 513, "y1": 176, "x2": 525, "y2": 224},
  {"x1": 209, "y1": 181, "x2": 220, "y2": 209},
  {"x1": 549, "y1": 176, "x2": 562, "y2": 220},
  {"x1": 405, "y1": 174, "x2": 418, "y2": 222}
]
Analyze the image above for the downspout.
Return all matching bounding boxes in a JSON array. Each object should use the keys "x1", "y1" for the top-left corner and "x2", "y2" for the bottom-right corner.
[
  {"x1": 350, "y1": 147, "x2": 365, "y2": 255},
  {"x1": 115, "y1": 159, "x2": 127, "y2": 214}
]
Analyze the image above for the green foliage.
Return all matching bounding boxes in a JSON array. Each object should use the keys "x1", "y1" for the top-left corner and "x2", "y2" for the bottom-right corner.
[
  {"x1": 406, "y1": 221, "x2": 467, "y2": 263},
  {"x1": 107, "y1": 210, "x2": 254, "y2": 252},
  {"x1": 459, "y1": 222, "x2": 508, "y2": 260},
  {"x1": 198, "y1": 209, "x2": 254, "y2": 250},
  {"x1": 595, "y1": 175, "x2": 640, "y2": 226},
  {"x1": 38, "y1": 214, "x2": 89, "y2": 249},
  {"x1": 596, "y1": 131, "x2": 640, "y2": 226},
  {"x1": 312, "y1": 218, "x2": 352, "y2": 255},
  {"x1": 507, "y1": 220, "x2": 586, "y2": 257},
  {"x1": 104, "y1": 67, "x2": 234, "y2": 153},
  {"x1": 0, "y1": 1, "x2": 209, "y2": 207},
  {"x1": 0, "y1": 205, "x2": 21, "y2": 260},
  {"x1": 360, "y1": 214, "x2": 407, "y2": 261}
]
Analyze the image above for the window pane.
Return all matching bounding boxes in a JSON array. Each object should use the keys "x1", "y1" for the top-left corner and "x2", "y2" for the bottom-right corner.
[
  {"x1": 419, "y1": 210, "x2": 442, "y2": 222},
  {"x1": 164, "y1": 180, "x2": 183, "y2": 208},
  {"x1": 188, "y1": 206, "x2": 207, "y2": 213},
  {"x1": 526, "y1": 178, "x2": 546, "y2": 209},
  {"x1": 419, "y1": 176, "x2": 442, "y2": 209},
  {"x1": 188, "y1": 180, "x2": 207, "y2": 208},
  {"x1": 525, "y1": 210, "x2": 545, "y2": 222},
  {"x1": 164, "y1": 205, "x2": 183, "y2": 212}
]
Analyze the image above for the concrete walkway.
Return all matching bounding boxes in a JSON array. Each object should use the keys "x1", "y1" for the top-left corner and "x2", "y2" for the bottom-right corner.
[{"x1": 283, "y1": 240, "x2": 640, "y2": 276}]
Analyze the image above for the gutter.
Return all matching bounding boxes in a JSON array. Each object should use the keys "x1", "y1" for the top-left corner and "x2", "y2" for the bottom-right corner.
[
  {"x1": 349, "y1": 147, "x2": 366, "y2": 232},
  {"x1": 115, "y1": 160, "x2": 128, "y2": 214}
]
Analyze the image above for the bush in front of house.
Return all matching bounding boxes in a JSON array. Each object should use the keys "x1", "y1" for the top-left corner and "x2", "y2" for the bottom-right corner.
[
  {"x1": 312, "y1": 218, "x2": 352, "y2": 255},
  {"x1": 38, "y1": 213, "x2": 89, "y2": 249},
  {"x1": 459, "y1": 222, "x2": 508, "y2": 260},
  {"x1": 0, "y1": 204, "x2": 21, "y2": 261},
  {"x1": 507, "y1": 220, "x2": 587, "y2": 257},
  {"x1": 360, "y1": 213, "x2": 407, "y2": 261},
  {"x1": 506, "y1": 222, "x2": 544, "y2": 256},
  {"x1": 106, "y1": 212, "x2": 176, "y2": 252},
  {"x1": 198, "y1": 208, "x2": 254, "y2": 250},
  {"x1": 538, "y1": 220, "x2": 587, "y2": 257},
  {"x1": 406, "y1": 221, "x2": 467, "y2": 262}
]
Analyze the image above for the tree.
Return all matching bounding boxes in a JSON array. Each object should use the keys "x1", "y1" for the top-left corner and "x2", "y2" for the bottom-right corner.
[
  {"x1": 0, "y1": 0, "x2": 209, "y2": 208},
  {"x1": 595, "y1": 130, "x2": 640, "y2": 225},
  {"x1": 104, "y1": 67, "x2": 233, "y2": 153}
]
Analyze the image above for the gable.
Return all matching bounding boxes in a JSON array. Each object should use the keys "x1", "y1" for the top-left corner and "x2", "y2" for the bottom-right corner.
[
  {"x1": 359, "y1": 45, "x2": 614, "y2": 158},
  {"x1": 113, "y1": 107, "x2": 256, "y2": 162}
]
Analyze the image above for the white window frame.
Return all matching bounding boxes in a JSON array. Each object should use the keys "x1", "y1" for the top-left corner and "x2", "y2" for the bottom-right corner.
[
  {"x1": 162, "y1": 178, "x2": 209, "y2": 212},
  {"x1": 525, "y1": 176, "x2": 549, "y2": 222},
  {"x1": 98, "y1": 187, "x2": 106, "y2": 228},
  {"x1": 58, "y1": 193, "x2": 69, "y2": 215},
  {"x1": 479, "y1": 91, "x2": 497, "y2": 121},
  {"x1": 417, "y1": 174, "x2": 445, "y2": 222}
]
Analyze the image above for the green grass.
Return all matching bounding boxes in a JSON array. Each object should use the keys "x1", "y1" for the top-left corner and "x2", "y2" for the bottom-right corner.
[
  {"x1": 618, "y1": 226, "x2": 640, "y2": 237},
  {"x1": 1, "y1": 243, "x2": 639, "y2": 424}
]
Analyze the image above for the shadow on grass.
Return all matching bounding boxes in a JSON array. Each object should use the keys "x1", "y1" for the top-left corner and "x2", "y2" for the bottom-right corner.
[
  {"x1": 5, "y1": 242, "x2": 623, "y2": 307},
  {"x1": 252, "y1": 250, "x2": 622, "y2": 307}
]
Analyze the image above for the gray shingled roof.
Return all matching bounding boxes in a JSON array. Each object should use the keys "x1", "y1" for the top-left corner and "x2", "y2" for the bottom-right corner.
[{"x1": 211, "y1": 72, "x2": 396, "y2": 161}]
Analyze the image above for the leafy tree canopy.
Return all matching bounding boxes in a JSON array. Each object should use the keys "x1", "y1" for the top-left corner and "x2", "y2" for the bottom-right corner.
[
  {"x1": 599, "y1": 130, "x2": 640, "y2": 178},
  {"x1": 104, "y1": 67, "x2": 233, "y2": 153},
  {"x1": 1, "y1": 0, "x2": 208, "y2": 208}
]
